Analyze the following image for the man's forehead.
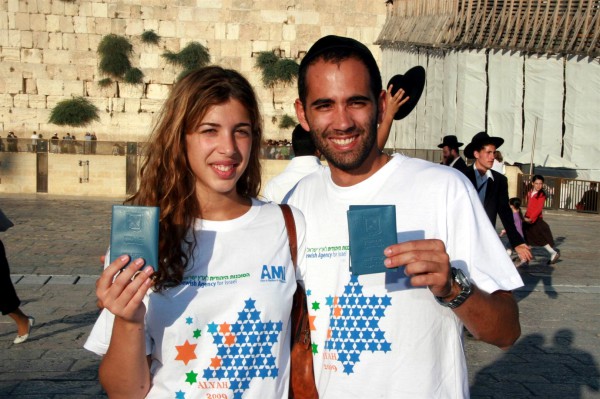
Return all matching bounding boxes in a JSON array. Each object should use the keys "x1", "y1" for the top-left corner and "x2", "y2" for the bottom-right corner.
[
  {"x1": 478, "y1": 144, "x2": 497, "y2": 152},
  {"x1": 306, "y1": 56, "x2": 368, "y2": 76},
  {"x1": 304, "y1": 58, "x2": 371, "y2": 93}
]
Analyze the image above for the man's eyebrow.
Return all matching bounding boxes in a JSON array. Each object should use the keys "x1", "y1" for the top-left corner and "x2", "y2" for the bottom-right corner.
[
  {"x1": 309, "y1": 95, "x2": 372, "y2": 108},
  {"x1": 347, "y1": 95, "x2": 372, "y2": 103},
  {"x1": 309, "y1": 98, "x2": 333, "y2": 108}
]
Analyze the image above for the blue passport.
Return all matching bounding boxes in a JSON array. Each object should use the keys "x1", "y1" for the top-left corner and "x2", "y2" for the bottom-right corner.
[
  {"x1": 109, "y1": 205, "x2": 159, "y2": 271},
  {"x1": 347, "y1": 205, "x2": 398, "y2": 275}
]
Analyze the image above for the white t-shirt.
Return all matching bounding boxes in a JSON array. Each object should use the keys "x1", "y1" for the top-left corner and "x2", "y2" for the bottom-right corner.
[
  {"x1": 285, "y1": 154, "x2": 523, "y2": 398},
  {"x1": 84, "y1": 199, "x2": 306, "y2": 399},
  {"x1": 262, "y1": 156, "x2": 324, "y2": 203}
]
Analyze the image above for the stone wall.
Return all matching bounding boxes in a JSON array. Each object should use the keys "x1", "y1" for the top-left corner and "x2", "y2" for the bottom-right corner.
[
  {"x1": 0, "y1": 0, "x2": 387, "y2": 143},
  {"x1": 0, "y1": 151, "x2": 127, "y2": 196},
  {"x1": 0, "y1": 150, "x2": 293, "y2": 198}
]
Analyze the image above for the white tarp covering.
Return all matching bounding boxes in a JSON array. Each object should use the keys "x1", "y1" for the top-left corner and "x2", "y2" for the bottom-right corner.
[
  {"x1": 442, "y1": 50, "x2": 459, "y2": 141},
  {"x1": 523, "y1": 55, "x2": 564, "y2": 159},
  {"x1": 380, "y1": 47, "x2": 599, "y2": 180},
  {"x1": 563, "y1": 57, "x2": 600, "y2": 171},
  {"x1": 455, "y1": 50, "x2": 486, "y2": 140},
  {"x1": 421, "y1": 51, "x2": 444, "y2": 148},
  {"x1": 487, "y1": 51, "x2": 524, "y2": 154},
  {"x1": 381, "y1": 48, "x2": 418, "y2": 149}
]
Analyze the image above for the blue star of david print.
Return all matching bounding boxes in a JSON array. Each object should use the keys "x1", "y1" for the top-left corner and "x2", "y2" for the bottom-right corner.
[
  {"x1": 203, "y1": 298, "x2": 282, "y2": 399},
  {"x1": 324, "y1": 275, "x2": 392, "y2": 374}
]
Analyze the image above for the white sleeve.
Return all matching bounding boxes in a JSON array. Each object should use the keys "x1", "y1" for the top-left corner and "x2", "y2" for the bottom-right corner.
[
  {"x1": 446, "y1": 172, "x2": 524, "y2": 293},
  {"x1": 83, "y1": 308, "x2": 115, "y2": 356}
]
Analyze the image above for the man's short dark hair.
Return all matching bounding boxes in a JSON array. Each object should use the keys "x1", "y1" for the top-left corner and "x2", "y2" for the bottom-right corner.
[
  {"x1": 291, "y1": 124, "x2": 317, "y2": 157},
  {"x1": 297, "y1": 35, "x2": 382, "y2": 106}
]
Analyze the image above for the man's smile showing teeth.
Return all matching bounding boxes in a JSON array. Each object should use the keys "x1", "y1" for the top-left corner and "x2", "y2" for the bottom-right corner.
[{"x1": 331, "y1": 137, "x2": 356, "y2": 146}]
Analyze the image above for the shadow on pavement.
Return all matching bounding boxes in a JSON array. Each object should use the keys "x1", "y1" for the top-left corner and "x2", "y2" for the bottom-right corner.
[{"x1": 470, "y1": 330, "x2": 600, "y2": 398}]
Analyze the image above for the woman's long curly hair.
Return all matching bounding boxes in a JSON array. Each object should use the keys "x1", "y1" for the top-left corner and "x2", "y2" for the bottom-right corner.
[{"x1": 127, "y1": 66, "x2": 263, "y2": 291}]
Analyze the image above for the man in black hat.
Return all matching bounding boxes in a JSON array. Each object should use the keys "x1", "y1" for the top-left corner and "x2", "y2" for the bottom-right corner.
[
  {"x1": 438, "y1": 134, "x2": 468, "y2": 174},
  {"x1": 284, "y1": 35, "x2": 523, "y2": 398},
  {"x1": 463, "y1": 132, "x2": 532, "y2": 263}
]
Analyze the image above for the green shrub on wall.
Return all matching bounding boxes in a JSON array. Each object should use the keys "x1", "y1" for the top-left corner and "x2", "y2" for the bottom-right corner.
[
  {"x1": 49, "y1": 97, "x2": 100, "y2": 127},
  {"x1": 278, "y1": 114, "x2": 297, "y2": 129},
  {"x1": 255, "y1": 51, "x2": 299, "y2": 88},
  {"x1": 97, "y1": 34, "x2": 133, "y2": 79},
  {"x1": 162, "y1": 42, "x2": 211, "y2": 79},
  {"x1": 124, "y1": 68, "x2": 144, "y2": 84},
  {"x1": 255, "y1": 51, "x2": 299, "y2": 108},
  {"x1": 141, "y1": 30, "x2": 160, "y2": 45},
  {"x1": 98, "y1": 78, "x2": 113, "y2": 88}
]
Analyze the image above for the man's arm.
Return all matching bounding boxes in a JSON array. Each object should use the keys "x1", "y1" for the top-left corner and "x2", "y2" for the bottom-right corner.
[
  {"x1": 496, "y1": 176, "x2": 532, "y2": 261},
  {"x1": 384, "y1": 239, "x2": 520, "y2": 349}
]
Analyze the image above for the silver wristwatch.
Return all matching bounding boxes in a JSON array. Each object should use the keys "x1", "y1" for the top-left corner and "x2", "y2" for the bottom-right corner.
[{"x1": 435, "y1": 267, "x2": 473, "y2": 309}]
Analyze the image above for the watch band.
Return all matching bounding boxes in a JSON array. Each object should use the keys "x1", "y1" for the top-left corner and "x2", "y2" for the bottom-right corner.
[{"x1": 435, "y1": 267, "x2": 473, "y2": 309}]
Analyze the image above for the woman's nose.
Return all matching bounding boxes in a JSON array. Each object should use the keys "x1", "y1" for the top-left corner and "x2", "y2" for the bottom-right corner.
[{"x1": 218, "y1": 133, "x2": 236, "y2": 156}]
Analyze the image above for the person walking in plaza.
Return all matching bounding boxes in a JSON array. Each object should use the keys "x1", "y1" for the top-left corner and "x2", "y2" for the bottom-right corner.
[
  {"x1": 577, "y1": 182, "x2": 598, "y2": 212},
  {"x1": 438, "y1": 134, "x2": 469, "y2": 174},
  {"x1": 0, "y1": 210, "x2": 34, "y2": 344},
  {"x1": 286, "y1": 34, "x2": 523, "y2": 398},
  {"x1": 524, "y1": 174, "x2": 561, "y2": 264},
  {"x1": 500, "y1": 197, "x2": 528, "y2": 267},
  {"x1": 463, "y1": 131, "x2": 532, "y2": 264},
  {"x1": 84, "y1": 66, "x2": 307, "y2": 398}
]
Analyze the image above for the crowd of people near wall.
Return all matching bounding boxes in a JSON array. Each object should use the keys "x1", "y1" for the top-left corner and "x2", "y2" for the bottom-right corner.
[
  {"x1": 261, "y1": 138, "x2": 293, "y2": 159},
  {"x1": 0, "y1": 131, "x2": 98, "y2": 154}
]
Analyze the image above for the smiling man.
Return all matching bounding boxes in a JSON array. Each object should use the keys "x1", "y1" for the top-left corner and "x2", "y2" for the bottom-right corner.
[{"x1": 284, "y1": 36, "x2": 524, "y2": 398}]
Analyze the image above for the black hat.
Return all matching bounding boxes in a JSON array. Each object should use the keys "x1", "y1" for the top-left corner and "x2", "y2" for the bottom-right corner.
[
  {"x1": 437, "y1": 135, "x2": 463, "y2": 149},
  {"x1": 386, "y1": 66, "x2": 426, "y2": 120},
  {"x1": 291, "y1": 124, "x2": 311, "y2": 143},
  {"x1": 300, "y1": 35, "x2": 377, "y2": 73},
  {"x1": 464, "y1": 132, "x2": 504, "y2": 159}
]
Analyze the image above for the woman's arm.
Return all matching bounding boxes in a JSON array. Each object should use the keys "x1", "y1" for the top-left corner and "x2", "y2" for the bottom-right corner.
[
  {"x1": 96, "y1": 256, "x2": 155, "y2": 399},
  {"x1": 525, "y1": 192, "x2": 545, "y2": 223},
  {"x1": 99, "y1": 319, "x2": 152, "y2": 399}
]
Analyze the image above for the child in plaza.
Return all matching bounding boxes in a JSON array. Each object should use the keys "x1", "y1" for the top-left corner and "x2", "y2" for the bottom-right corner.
[
  {"x1": 501, "y1": 197, "x2": 528, "y2": 267},
  {"x1": 84, "y1": 66, "x2": 306, "y2": 398},
  {"x1": 524, "y1": 175, "x2": 561, "y2": 264}
]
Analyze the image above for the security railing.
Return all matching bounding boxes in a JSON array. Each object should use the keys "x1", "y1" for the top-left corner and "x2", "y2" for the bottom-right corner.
[
  {"x1": 1, "y1": 139, "x2": 445, "y2": 163},
  {"x1": 518, "y1": 174, "x2": 599, "y2": 214}
]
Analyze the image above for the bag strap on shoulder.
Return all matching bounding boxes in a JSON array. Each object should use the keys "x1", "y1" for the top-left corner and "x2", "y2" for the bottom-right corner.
[{"x1": 279, "y1": 204, "x2": 297, "y2": 269}]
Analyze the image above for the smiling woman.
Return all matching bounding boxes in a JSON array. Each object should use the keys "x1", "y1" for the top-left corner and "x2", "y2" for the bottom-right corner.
[{"x1": 84, "y1": 66, "x2": 310, "y2": 399}]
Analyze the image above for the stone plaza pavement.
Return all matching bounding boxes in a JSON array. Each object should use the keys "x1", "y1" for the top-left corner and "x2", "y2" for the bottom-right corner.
[{"x1": 0, "y1": 193, "x2": 599, "y2": 398}]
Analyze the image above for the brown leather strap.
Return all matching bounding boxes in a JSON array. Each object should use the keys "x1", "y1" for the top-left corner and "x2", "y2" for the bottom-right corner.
[{"x1": 279, "y1": 204, "x2": 297, "y2": 270}]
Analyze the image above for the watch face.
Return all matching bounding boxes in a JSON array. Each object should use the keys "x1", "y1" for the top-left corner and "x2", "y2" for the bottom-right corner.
[
  {"x1": 436, "y1": 268, "x2": 473, "y2": 308},
  {"x1": 453, "y1": 268, "x2": 473, "y2": 295},
  {"x1": 454, "y1": 268, "x2": 468, "y2": 286}
]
